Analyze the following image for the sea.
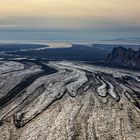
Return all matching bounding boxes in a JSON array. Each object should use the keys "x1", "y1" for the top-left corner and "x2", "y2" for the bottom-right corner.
[{"x1": 0, "y1": 29, "x2": 140, "y2": 45}]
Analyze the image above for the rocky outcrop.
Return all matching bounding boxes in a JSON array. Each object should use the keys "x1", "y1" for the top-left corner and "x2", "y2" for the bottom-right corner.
[{"x1": 106, "y1": 46, "x2": 140, "y2": 69}]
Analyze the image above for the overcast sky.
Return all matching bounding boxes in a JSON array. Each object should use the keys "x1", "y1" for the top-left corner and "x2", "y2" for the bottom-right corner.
[{"x1": 0, "y1": 0, "x2": 140, "y2": 31}]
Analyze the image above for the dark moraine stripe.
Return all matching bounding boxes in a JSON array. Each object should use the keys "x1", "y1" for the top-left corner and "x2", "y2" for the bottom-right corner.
[{"x1": 0, "y1": 60, "x2": 57, "y2": 108}]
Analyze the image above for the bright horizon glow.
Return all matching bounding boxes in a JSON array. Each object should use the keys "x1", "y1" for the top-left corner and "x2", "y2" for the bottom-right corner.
[{"x1": 0, "y1": 0, "x2": 140, "y2": 31}]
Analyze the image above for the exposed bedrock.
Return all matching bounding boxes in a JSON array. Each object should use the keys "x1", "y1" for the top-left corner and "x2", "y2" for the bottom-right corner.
[
  {"x1": 106, "y1": 46, "x2": 140, "y2": 70},
  {"x1": 0, "y1": 61, "x2": 140, "y2": 140}
]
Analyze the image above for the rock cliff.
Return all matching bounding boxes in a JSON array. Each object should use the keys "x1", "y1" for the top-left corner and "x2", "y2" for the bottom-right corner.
[{"x1": 106, "y1": 46, "x2": 140, "y2": 69}]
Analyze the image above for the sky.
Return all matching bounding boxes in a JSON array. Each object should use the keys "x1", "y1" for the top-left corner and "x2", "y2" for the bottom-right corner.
[{"x1": 0, "y1": 0, "x2": 140, "y2": 31}]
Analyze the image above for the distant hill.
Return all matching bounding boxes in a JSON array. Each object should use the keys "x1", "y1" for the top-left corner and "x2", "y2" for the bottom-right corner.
[{"x1": 106, "y1": 46, "x2": 140, "y2": 69}]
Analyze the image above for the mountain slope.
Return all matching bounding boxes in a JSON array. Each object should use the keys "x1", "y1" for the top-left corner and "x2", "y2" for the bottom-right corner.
[{"x1": 106, "y1": 46, "x2": 140, "y2": 69}]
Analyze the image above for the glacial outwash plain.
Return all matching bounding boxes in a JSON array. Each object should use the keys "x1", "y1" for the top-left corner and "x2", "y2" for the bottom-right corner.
[{"x1": 0, "y1": 43, "x2": 140, "y2": 140}]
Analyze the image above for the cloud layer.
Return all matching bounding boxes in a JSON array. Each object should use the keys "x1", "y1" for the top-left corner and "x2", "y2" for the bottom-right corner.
[{"x1": 0, "y1": 0, "x2": 140, "y2": 30}]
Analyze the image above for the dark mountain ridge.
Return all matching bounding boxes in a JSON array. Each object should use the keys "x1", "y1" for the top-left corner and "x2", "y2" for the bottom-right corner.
[{"x1": 106, "y1": 46, "x2": 140, "y2": 69}]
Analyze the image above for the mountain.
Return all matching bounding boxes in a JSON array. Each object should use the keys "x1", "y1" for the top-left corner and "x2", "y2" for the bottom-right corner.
[{"x1": 106, "y1": 46, "x2": 140, "y2": 69}]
